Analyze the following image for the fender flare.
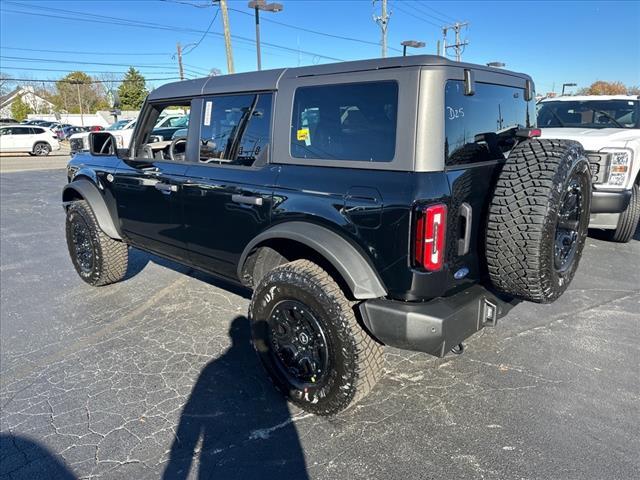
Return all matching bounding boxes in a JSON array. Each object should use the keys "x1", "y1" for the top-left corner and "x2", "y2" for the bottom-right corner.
[
  {"x1": 238, "y1": 222, "x2": 387, "y2": 299},
  {"x1": 62, "y1": 179, "x2": 122, "y2": 240}
]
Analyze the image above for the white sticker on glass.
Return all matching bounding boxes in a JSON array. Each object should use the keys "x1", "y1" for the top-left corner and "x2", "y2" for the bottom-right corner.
[{"x1": 204, "y1": 101, "x2": 212, "y2": 126}]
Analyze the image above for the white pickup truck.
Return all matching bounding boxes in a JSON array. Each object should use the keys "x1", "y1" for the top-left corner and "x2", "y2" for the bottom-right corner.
[
  {"x1": 69, "y1": 119, "x2": 137, "y2": 154},
  {"x1": 538, "y1": 95, "x2": 639, "y2": 242}
]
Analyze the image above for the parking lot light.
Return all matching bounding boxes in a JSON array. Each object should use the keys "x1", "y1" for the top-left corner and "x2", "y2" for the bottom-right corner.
[
  {"x1": 401, "y1": 40, "x2": 425, "y2": 56},
  {"x1": 562, "y1": 82, "x2": 577, "y2": 95},
  {"x1": 248, "y1": 0, "x2": 283, "y2": 71}
]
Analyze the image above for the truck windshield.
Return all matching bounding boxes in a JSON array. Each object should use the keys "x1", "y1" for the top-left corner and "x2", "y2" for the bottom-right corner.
[
  {"x1": 537, "y1": 99, "x2": 639, "y2": 129},
  {"x1": 107, "y1": 120, "x2": 133, "y2": 131}
]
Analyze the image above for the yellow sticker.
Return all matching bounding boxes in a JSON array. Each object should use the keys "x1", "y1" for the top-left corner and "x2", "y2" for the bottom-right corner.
[{"x1": 297, "y1": 127, "x2": 309, "y2": 142}]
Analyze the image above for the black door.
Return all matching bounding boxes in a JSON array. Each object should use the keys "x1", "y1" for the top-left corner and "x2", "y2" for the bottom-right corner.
[
  {"x1": 181, "y1": 93, "x2": 275, "y2": 279},
  {"x1": 112, "y1": 159, "x2": 190, "y2": 262}
]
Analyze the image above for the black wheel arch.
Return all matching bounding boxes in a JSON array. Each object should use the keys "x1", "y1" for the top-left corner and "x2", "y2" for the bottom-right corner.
[
  {"x1": 238, "y1": 221, "x2": 387, "y2": 300},
  {"x1": 62, "y1": 178, "x2": 122, "y2": 240}
]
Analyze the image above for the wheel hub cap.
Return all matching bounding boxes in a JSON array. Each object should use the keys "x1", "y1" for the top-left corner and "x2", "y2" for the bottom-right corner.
[{"x1": 267, "y1": 300, "x2": 329, "y2": 387}]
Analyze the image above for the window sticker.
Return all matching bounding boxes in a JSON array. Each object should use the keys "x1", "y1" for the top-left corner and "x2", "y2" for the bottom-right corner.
[
  {"x1": 204, "y1": 101, "x2": 212, "y2": 126},
  {"x1": 297, "y1": 127, "x2": 311, "y2": 145}
]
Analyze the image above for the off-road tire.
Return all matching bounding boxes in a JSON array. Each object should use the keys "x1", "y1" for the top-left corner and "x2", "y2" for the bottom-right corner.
[
  {"x1": 249, "y1": 259, "x2": 383, "y2": 416},
  {"x1": 486, "y1": 139, "x2": 591, "y2": 303},
  {"x1": 33, "y1": 142, "x2": 51, "y2": 156},
  {"x1": 65, "y1": 200, "x2": 128, "y2": 286},
  {"x1": 607, "y1": 183, "x2": 640, "y2": 243}
]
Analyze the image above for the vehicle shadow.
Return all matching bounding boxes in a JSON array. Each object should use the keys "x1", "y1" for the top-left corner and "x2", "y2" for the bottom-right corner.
[
  {"x1": 126, "y1": 248, "x2": 251, "y2": 299},
  {"x1": 162, "y1": 316, "x2": 309, "y2": 480},
  {"x1": 0, "y1": 433, "x2": 77, "y2": 479}
]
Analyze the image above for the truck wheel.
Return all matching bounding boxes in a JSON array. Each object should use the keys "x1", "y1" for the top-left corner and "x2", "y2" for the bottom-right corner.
[
  {"x1": 486, "y1": 139, "x2": 591, "y2": 303},
  {"x1": 606, "y1": 183, "x2": 640, "y2": 243},
  {"x1": 65, "y1": 200, "x2": 128, "y2": 286},
  {"x1": 249, "y1": 259, "x2": 383, "y2": 416},
  {"x1": 33, "y1": 142, "x2": 51, "y2": 156}
]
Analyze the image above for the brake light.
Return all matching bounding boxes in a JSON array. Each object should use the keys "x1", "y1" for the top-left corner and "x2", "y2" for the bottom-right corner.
[{"x1": 414, "y1": 204, "x2": 447, "y2": 271}]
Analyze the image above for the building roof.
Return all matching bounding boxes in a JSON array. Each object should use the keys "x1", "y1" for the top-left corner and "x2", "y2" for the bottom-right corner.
[{"x1": 148, "y1": 55, "x2": 532, "y2": 101}]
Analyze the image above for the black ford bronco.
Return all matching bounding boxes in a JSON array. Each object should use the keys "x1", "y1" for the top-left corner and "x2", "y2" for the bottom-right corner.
[{"x1": 63, "y1": 56, "x2": 592, "y2": 415}]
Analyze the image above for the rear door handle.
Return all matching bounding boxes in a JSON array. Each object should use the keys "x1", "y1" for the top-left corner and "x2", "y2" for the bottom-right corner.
[
  {"x1": 458, "y1": 202, "x2": 472, "y2": 256},
  {"x1": 232, "y1": 194, "x2": 263, "y2": 206},
  {"x1": 154, "y1": 183, "x2": 178, "y2": 194}
]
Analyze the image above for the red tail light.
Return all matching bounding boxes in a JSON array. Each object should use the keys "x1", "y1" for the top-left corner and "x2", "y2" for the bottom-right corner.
[{"x1": 414, "y1": 204, "x2": 447, "y2": 271}]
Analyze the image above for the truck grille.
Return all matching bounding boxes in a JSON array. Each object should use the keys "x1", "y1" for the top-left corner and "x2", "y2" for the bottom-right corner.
[
  {"x1": 586, "y1": 152, "x2": 610, "y2": 184},
  {"x1": 69, "y1": 137, "x2": 86, "y2": 153}
]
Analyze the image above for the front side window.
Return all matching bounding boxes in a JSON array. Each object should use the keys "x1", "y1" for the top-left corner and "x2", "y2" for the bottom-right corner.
[
  {"x1": 291, "y1": 81, "x2": 398, "y2": 162},
  {"x1": 199, "y1": 93, "x2": 272, "y2": 166},
  {"x1": 445, "y1": 81, "x2": 535, "y2": 165},
  {"x1": 537, "y1": 100, "x2": 639, "y2": 129},
  {"x1": 133, "y1": 101, "x2": 192, "y2": 161}
]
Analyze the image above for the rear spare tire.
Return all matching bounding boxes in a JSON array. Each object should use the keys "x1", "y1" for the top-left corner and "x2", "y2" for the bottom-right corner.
[{"x1": 486, "y1": 139, "x2": 591, "y2": 303}]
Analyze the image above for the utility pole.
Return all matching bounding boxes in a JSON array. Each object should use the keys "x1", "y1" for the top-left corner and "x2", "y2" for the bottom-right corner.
[
  {"x1": 217, "y1": 0, "x2": 235, "y2": 74},
  {"x1": 176, "y1": 42, "x2": 185, "y2": 81},
  {"x1": 72, "y1": 81, "x2": 84, "y2": 126},
  {"x1": 373, "y1": 0, "x2": 390, "y2": 58},
  {"x1": 443, "y1": 22, "x2": 469, "y2": 61}
]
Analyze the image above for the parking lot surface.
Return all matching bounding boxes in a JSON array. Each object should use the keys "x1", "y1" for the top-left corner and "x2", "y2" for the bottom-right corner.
[{"x1": 1, "y1": 165, "x2": 639, "y2": 480}]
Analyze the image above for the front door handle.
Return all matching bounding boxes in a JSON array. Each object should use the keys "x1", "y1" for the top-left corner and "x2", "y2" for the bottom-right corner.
[
  {"x1": 231, "y1": 194, "x2": 263, "y2": 206},
  {"x1": 154, "y1": 182, "x2": 178, "y2": 194}
]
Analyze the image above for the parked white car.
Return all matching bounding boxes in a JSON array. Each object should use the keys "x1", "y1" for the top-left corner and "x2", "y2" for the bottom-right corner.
[
  {"x1": 0, "y1": 124, "x2": 61, "y2": 156},
  {"x1": 539, "y1": 95, "x2": 640, "y2": 242},
  {"x1": 69, "y1": 119, "x2": 137, "y2": 154}
]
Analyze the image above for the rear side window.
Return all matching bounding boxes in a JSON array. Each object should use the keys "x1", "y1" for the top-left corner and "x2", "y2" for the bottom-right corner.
[
  {"x1": 11, "y1": 127, "x2": 30, "y2": 135},
  {"x1": 31, "y1": 127, "x2": 45, "y2": 134},
  {"x1": 199, "y1": 93, "x2": 272, "y2": 166},
  {"x1": 291, "y1": 81, "x2": 398, "y2": 162},
  {"x1": 444, "y1": 81, "x2": 535, "y2": 165}
]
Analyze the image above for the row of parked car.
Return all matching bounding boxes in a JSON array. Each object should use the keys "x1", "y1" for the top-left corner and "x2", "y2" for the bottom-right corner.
[{"x1": 67, "y1": 113, "x2": 188, "y2": 154}]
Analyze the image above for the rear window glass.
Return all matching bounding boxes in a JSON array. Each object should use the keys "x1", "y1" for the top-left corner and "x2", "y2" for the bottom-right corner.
[
  {"x1": 444, "y1": 81, "x2": 535, "y2": 165},
  {"x1": 291, "y1": 81, "x2": 398, "y2": 162}
]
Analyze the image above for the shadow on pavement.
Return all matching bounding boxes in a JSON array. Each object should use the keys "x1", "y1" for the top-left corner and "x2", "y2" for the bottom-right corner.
[
  {"x1": 127, "y1": 248, "x2": 251, "y2": 299},
  {"x1": 0, "y1": 433, "x2": 77, "y2": 479},
  {"x1": 162, "y1": 316, "x2": 309, "y2": 480}
]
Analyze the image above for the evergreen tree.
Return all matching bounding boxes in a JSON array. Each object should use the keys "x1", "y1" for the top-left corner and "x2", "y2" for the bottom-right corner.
[
  {"x1": 11, "y1": 95, "x2": 32, "y2": 121},
  {"x1": 117, "y1": 67, "x2": 148, "y2": 110}
]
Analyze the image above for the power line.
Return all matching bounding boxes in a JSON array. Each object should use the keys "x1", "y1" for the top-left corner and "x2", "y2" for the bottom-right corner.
[
  {"x1": 392, "y1": 2, "x2": 442, "y2": 29},
  {"x1": 399, "y1": 2, "x2": 449, "y2": 26},
  {"x1": 0, "y1": 55, "x2": 189, "y2": 70},
  {"x1": 183, "y1": 7, "x2": 220, "y2": 55},
  {"x1": 413, "y1": 0, "x2": 457, "y2": 22},
  {"x1": 227, "y1": 6, "x2": 403, "y2": 53},
  {"x1": 4, "y1": 76, "x2": 184, "y2": 84},
  {"x1": 1, "y1": 4, "x2": 344, "y2": 62},
  {"x1": 0, "y1": 65, "x2": 179, "y2": 75},
  {"x1": 0, "y1": 46, "x2": 172, "y2": 56}
]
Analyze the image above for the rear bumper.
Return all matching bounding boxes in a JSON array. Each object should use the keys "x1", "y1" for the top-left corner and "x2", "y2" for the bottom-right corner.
[
  {"x1": 591, "y1": 189, "x2": 631, "y2": 214},
  {"x1": 359, "y1": 285, "x2": 518, "y2": 357}
]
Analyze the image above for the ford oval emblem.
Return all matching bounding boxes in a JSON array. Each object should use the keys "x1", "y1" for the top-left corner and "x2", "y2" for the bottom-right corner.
[{"x1": 454, "y1": 267, "x2": 469, "y2": 280}]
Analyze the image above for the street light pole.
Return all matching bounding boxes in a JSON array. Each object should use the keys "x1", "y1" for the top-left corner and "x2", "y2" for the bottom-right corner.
[
  {"x1": 562, "y1": 83, "x2": 577, "y2": 95},
  {"x1": 248, "y1": 0, "x2": 283, "y2": 71},
  {"x1": 401, "y1": 40, "x2": 425, "y2": 56}
]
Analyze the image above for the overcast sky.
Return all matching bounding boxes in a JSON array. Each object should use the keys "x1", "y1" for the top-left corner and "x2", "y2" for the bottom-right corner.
[{"x1": 1, "y1": 0, "x2": 638, "y2": 93}]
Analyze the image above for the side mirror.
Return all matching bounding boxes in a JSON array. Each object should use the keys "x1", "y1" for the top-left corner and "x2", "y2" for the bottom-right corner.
[{"x1": 89, "y1": 132, "x2": 118, "y2": 156}]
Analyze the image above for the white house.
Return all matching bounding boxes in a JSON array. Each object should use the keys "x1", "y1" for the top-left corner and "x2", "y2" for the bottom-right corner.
[{"x1": 0, "y1": 86, "x2": 56, "y2": 118}]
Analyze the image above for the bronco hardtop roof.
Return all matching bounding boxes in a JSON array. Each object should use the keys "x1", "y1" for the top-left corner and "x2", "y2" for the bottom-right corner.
[{"x1": 148, "y1": 55, "x2": 532, "y2": 101}]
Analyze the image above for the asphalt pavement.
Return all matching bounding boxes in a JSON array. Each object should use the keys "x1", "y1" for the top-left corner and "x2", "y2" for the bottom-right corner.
[{"x1": 1, "y1": 161, "x2": 639, "y2": 480}]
